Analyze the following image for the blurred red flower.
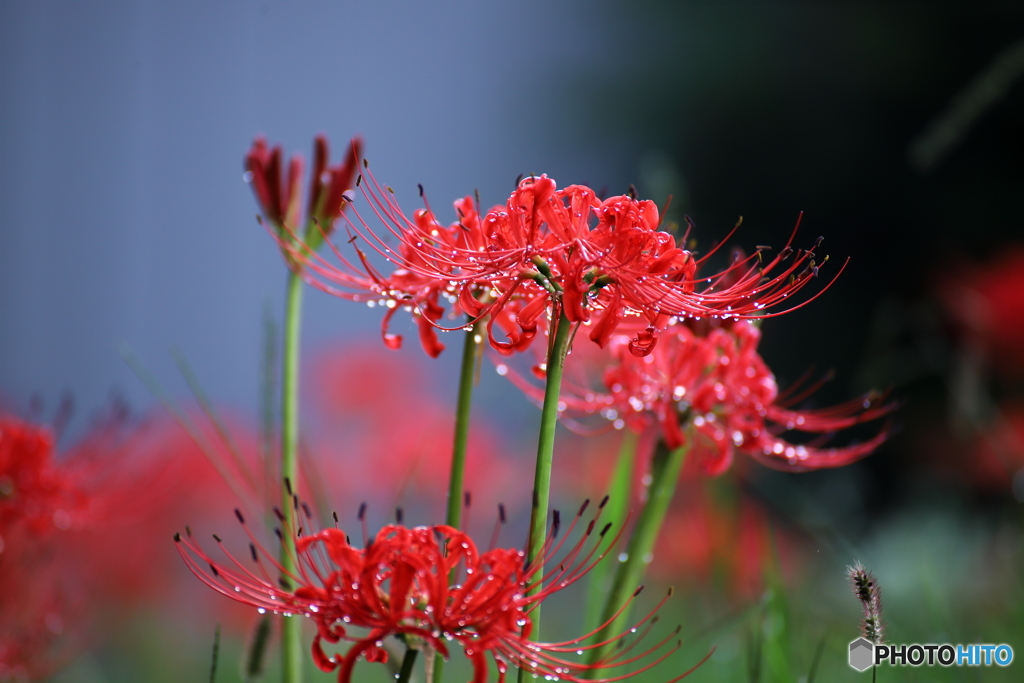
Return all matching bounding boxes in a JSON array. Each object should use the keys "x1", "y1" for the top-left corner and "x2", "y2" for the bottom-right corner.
[
  {"x1": 307, "y1": 343, "x2": 529, "y2": 509},
  {"x1": 0, "y1": 409, "x2": 233, "y2": 679},
  {"x1": 941, "y1": 246, "x2": 1024, "y2": 373}
]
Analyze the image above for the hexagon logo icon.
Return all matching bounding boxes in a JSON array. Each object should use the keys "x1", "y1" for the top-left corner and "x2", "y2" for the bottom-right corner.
[{"x1": 849, "y1": 637, "x2": 874, "y2": 672}]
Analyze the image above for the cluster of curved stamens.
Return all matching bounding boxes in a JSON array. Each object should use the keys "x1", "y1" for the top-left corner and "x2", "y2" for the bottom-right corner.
[
  {"x1": 175, "y1": 495, "x2": 711, "y2": 683},
  {"x1": 502, "y1": 320, "x2": 894, "y2": 474},
  {"x1": 272, "y1": 166, "x2": 843, "y2": 358}
]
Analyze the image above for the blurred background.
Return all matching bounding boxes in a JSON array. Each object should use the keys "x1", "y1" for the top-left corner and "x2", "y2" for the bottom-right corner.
[{"x1": 1, "y1": 1, "x2": 1023, "y2": 681}]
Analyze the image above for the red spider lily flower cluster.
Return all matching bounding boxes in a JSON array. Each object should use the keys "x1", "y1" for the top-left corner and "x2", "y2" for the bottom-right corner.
[
  {"x1": 308, "y1": 344, "x2": 530, "y2": 505},
  {"x1": 940, "y1": 246, "x2": 1024, "y2": 375},
  {"x1": 0, "y1": 417, "x2": 87, "y2": 682},
  {"x1": 176, "y1": 499, "x2": 711, "y2": 683},
  {"x1": 651, "y1": 482, "x2": 796, "y2": 598},
  {"x1": 0, "y1": 410, "x2": 230, "y2": 679},
  {"x1": 245, "y1": 135, "x2": 363, "y2": 259},
  {"x1": 505, "y1": 320, "x2": 893, "y2": 474},
  {"x1": 0, "y1": 415, "x2": 91, "y2": 539},
  {"x1": 284, "y1": 163, "x2": 841, "y2": 358}
]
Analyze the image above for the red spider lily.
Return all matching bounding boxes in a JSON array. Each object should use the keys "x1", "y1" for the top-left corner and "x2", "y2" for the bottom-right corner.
[
  {"x1": 650, "y1": 482, "x2": 799, "y2": 598},
  {"x1": 503, "y1": 320, "x2": 893, "y2": 474},
  {"x1": 245, "y1": 135, "x2": 363, "y2": 260},
  {"x1": 940, "y1": 246, "x2": 1024, "y2": 374},
  {"x1": 0, "y1": 544, "x2": 86, "y2": 683},
  {"x1": 0, "y1": 416, "x2": 90, "y2": 535},
  {"x1": 285, "y1": 170, "x2": 842, "y2": 358},
  {"x1": 0, "y1": 408, "x2": 240, "y2": 678},
  {"x1": 176, "y1": 500, "x2": 712, "y2": 683},
  {"x1": 307, "y1": 343, "x2": 530, "y2": 506}
]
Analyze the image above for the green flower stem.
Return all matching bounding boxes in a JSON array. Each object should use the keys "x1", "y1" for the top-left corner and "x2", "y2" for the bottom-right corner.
[
  {"x1": 281, "y1": 269, "x2": 304, "y2": 683},
  {"x1": 517, "y1": 309, "x2": 573, "y2": 683},
  {"x1": 433, "y1": 325, "x2": 483, "y2": 683},
  {"x1": 587, "y1": 439, "x2": 689, "y2": 673},
  {"x1": 446, "y1": 324, "x2": 483, "y2": 529},
  {"x1": 397, "y1": 648, "x2": 419, "y2": 683},
  {"x1": 583, "y1": 431, "x2": 637, "y2": 633}
]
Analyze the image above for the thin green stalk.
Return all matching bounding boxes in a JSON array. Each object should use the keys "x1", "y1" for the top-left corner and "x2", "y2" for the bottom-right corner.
[
  {"x1": 517, "y1": 310, "x2": 573, "y2": 683},
  {"x1": 446, "y1": 325, "x2": 482, "y2": 528},
  {"x1": 584, "y1": 431, "x2": 637, "y2": 633},
  {"x1": 434, "y1": 325, "x2": 483, "y2": 683},
  {"x1": 281, "y1": 269, "x2": 304, "y2": 683},
  {"x1": 587, "y1": 439, "x2": 689, "y2": 672},
  {"x1": 397, "y1": 648, "x2": 419, "y2": 683}
]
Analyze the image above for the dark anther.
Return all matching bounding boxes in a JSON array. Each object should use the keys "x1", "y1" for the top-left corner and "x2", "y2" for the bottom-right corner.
[
  {"x1": 296, "y1": 527, "x2": 303, "y2": 537},
  {"x1": 551, "y1": 510, "x2": 561, "y2": 538},
  {"x1": 633, "y1": 585, "x2": 645, "y2": 597},
  {"x1": 578, "y1": 499, "x2": 590, "y2": 517},
  {"x1": 599, "y1": 495, "x2": 609, "y2": 509},
  {"x1": 356, "y1": 174, "x2": 362, "y2": 187},
  {"x1": 346, "y1": 535, "x2": 351, "y2": 545},
  {"x1": 585, "y1": 519, "x2": 596, "y2": 535},
  {"x1": 284, "y1": 478, "x2": 293, "y2": 495},
  {"x1": 815, "y1": 236, "x2": 824, "y2": 248},
  {"x1": 234, "y1": 509, "x2": 245, "y2": 524},
  {"x1": 395, "y1": 507, "x2": 404, "y2": 524},
  {"x1": 515, "y1": 173, "x2": 524, "y2": 187},
  {"x1": 301, "y1": 502, "x2": 313, "y2": 519},
  {"x1": 173, "y1": 532, "x2": 181, "y2": 542},
  {"x1": 186, "y1": 526, "x2": 193, "y2": 537},
  {"x1": 627, "y1": 184, "x2": 638, "y2": 200},
  {"x1": 498, "y1": 503, "x2": 507, "y2": 524},
  {"x1": 210, "y1": 564, "x2": 220, "y2": 577},
  {"x1": 667, "y1": 586, "x2": 675, "y2": 597},
  {"x1": 464, "y1": 491, "x2": 471, "y2": 508},
  {"x1": 250, "y1": 544, "x2": 258, "y2": 562},
  {"x1": 358, "y1": 502, "x2": 367, "y2": 521},
  {"x1": 652, "y1": 616, "x2": 659, "y2": 625},
  {"x1": 363, "y1": 158, "x2": 369, "y2": 168},
  {"x1": 292, "y1": 494, "x2": 299, "y2": 511},
  {"x1": 418, "y1": 183, "x2": 424, "y2": 197},
  {"x1": 274, "y1": 528, "x2": 283, "y2": 541},
  {"x1": 332, "y1": 511, "x2": 339, "y2": 524},
  {"x1": 212, "y1": 534, "x2": 222, "y2": 543},
  {"x1": 278, "y1": 578, "x2": 290, "y2": 590},
  {"x1": 674, "y1": 625, "x2": 682, "y2": 635},
  {"x1": 779, "y1": 247, "x2": 793, "y2": 259},
  {"x1": 273, "y1": 507, "x2": 285, "y2": 522},
  {"x1": 599, "y1": 522, "x2": 612, "y2": 537}
]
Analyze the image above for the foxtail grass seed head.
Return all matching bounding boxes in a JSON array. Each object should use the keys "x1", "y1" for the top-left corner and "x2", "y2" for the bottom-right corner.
[{"x1": 847, "y1": 561, "x2": 884, "y2": 644}]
